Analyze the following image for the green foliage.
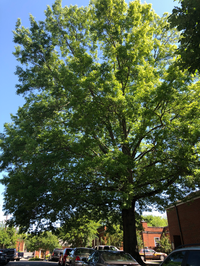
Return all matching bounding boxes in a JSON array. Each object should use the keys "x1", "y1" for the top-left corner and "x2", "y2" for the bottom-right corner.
[
  {"x1": 1, "y1": 0, "x2": 200, "y2": 260},
  {"x1": 142, "y1": 215, "x2": 168, "y2": 227},
  {"x1": 157, "y1": 233, "x2": 172, "y2": 254},
  {"x1": 25, "y1": 232, "x2": 60, "y2": 253},
  {"x1": 101, "y1": 224, "x2": 123, "y2": 249},
  {"x1": 29, "y1": 257, "x2": 42, "y2": 261},
  {"x1": 0, "y1": 222, "x2": 18, "y2": 248},
  {"x1": 169, "y1": 0, "x2": 200, "y2": 73},
  {"x1": 58, "y1": 215, "x2": 101, "y2": 248}
]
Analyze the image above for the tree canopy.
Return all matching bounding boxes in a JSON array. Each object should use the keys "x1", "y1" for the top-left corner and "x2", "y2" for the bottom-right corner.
[
  {"x1": 1, "y1": 0, "x2": 200, "y2": 263},
  {"x1": 169, "y1": 0, "x2": 200, "y2": 73},
  {"x1": 142, "y1": 215, "x2": 168, "y2": 227}
]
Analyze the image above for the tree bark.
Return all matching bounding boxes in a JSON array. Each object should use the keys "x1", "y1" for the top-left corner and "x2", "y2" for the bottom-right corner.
[{"x1": 122, "y1": 200, "x2": 145, "y2": 266}]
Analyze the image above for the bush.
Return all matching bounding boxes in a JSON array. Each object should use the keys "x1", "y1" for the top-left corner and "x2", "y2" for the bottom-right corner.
[
  {"x1": 157, "y1": 234, "x2": 172, "y2": 254},
  {"x1": 29, "y1": 256, "x2": 43, "y2": 261}
]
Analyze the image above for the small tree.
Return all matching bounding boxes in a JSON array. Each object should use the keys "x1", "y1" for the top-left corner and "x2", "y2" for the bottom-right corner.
[
  {"x1": 157, "y1": 233, "x2": 172, "y2": 254},
  {"x1": 136, "y1": 231, "x2": 143, "y2": 251},
  {"x1": 101, "y1": 224, "x2": 123, "y2": 249},
  {"x1": 26, "y1": 232, "x2": 60, "y2": 256},
  {"x1": 58, "y1": 215, "x2": 101, "y2": 248}
]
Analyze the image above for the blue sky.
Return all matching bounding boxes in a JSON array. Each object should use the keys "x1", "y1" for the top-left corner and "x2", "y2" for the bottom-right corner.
[{"x1": 0, "y1": 0, "x2": 179, "y2": 221}]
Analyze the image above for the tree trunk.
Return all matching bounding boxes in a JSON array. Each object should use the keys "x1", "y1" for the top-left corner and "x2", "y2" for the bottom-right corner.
[{"x1": 122, "y1": 200, "x2": 145, "y2": 266}]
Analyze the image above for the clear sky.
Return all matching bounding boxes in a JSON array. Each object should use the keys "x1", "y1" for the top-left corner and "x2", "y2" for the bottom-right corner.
[{"x1": 0, "y1": 0, "x2": 179, "y2": 221}]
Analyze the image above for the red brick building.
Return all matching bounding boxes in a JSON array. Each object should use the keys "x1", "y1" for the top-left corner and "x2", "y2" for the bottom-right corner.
[
  {"x1": 141, "y1": 221, "x2": 168, "y2": 249},
  {"x1": 167, "y1": 191, "x2": 200, "y2": 249},
  {"x1": 16, "y1": 240, "x2": 25, "y2": 252}
]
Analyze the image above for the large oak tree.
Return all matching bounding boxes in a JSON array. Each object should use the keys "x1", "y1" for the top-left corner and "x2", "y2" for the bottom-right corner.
[{"x1": 1, "y1": 0, "x2": 200, "y2": 263}]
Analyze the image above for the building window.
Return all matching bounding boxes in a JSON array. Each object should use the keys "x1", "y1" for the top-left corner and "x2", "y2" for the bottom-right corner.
[{"x1": 154, "y1": 237, "x2": 160, "y2": 247}]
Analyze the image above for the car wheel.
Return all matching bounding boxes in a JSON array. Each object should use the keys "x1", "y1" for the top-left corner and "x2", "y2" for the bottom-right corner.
[{"x1": 160, "y1": 255, "x2": 165, "y2": 261}]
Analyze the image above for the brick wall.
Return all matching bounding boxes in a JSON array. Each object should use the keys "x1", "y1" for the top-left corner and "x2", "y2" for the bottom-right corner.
[
  {"x1": 141, "y1": 221, "x2": 166, "y2": 249},
  {"x1": 167, "y1": 195, "x2": 200, "y2": 248}
]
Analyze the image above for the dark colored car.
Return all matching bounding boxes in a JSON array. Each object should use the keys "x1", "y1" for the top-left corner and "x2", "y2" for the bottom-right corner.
[
  {"x1": 59, "y1": 248, "x2": 73, "y2": 266},
  {"x1": 0, "y1": 251, "x2": 8, "y2": 265},
  {"x1": 159, "y1": 245, "x2": 200, "y2": 266},
  {"x1": 69, "y1": 247, "x2": 94, "y2": 266},
  {"x1": 1, "y1": 248, "x2": 20, "y2": 261},
  {"x1": 83, "y1": 250, "x2": 141, "y2": 266},
  {"x1": 49, "y1": 248, "x2": 64, "y2": 261}
]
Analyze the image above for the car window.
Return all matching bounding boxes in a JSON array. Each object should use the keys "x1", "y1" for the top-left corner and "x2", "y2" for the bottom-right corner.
[
  {"x1": 102, "y1": 252, "x2": 136, "y2": 262},
  {"x1": 109, "y1": 246, "x2": 117, "y2": 251},
  {"x1": 87, "y1": 252, "x2": 95, "y2": 263},
  {"x1": 75, "y1": 249, "x2": 94, "y2": 255},
  {"x1": 162, "y1": 251, "x2": 185, "y2": 266},
  {"x1": 92, "y1": 253, "x2": 99, "y2": 263},
  {"x1": 70, "y1": 250, "x2": 74, "y2": 256},
  {"x1": 66, "y1": 249, "x2": 72, "y2": 255},
  {"x1": 186, "y1": 250, "x2": 200, "y2": 266}
]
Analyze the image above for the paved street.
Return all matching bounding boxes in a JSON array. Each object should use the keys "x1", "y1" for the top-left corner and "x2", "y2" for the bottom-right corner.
[{"x1": 7, "y1": 261, "x2": 58, "y2": 266}]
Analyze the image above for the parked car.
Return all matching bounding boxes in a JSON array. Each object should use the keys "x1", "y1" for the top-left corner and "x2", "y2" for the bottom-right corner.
[
  {"x1": 69, "y1": 247, "x2": 94, "y2": 266},
  {"x1": 49, "y1": 248, "x2": 64, "y2": 261},
  {"x1": 82, "y1": 250, "x2": 141, "y2": 266},
  {"x1": 139, "y1": 248, "x2": 167, "y2": 261},
  {"x1": 1, "y1": 248, "x2": 21, "y2": 261},
  {"x1": 94, "y1": 245, "x2": 119, "y2": 251},
  {"x1": 0, "y1": 251, "x2": 8, "y2": 265},
  {"x1": 159, "y1": 245, "x2": 200, "y2": 266},
  {"x1": 59, "y1": 248, "x2": 73, "y2": 266}
]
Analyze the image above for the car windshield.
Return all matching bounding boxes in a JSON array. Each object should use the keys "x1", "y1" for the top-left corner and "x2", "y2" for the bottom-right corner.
[
  {"x1": 75, "y1": 249, "x2": 94, "y2": 255},
  {"x1": 102, "y1": 252, "x2": 136, "y2": 262}
]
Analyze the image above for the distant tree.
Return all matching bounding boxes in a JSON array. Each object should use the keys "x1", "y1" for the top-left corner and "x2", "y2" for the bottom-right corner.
[
  {"x1": 101, "y1": 224, "x2": 123, "y2": 249},
  {"x1": 26, "y1": 232, "x2": 60, "y2": 255},
  {"x1": 58, "y1": 215, "x2": 101, "y2": 248},
  {"x1": 0, "y1": 222, "x2": 18, "y2": 249},
  {"x1": 142, "y1": 215, "x2": 168, "y2": 227},
  {"x1": 169, "y1": 0, "x2": 200, "y2": 73}
]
